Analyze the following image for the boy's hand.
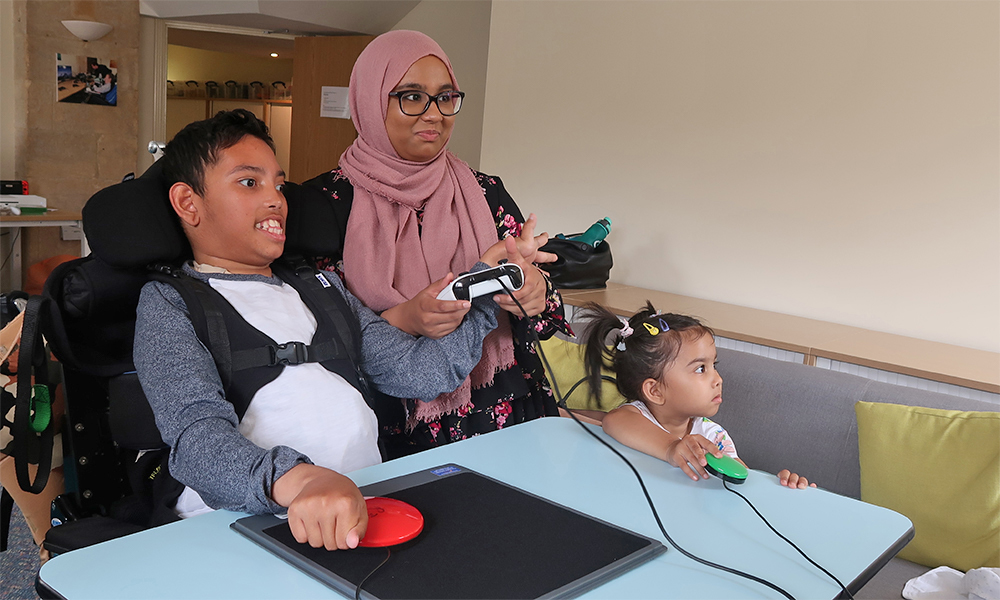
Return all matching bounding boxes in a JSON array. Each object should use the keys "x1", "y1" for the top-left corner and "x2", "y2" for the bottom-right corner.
[
  {"x1": 380, "y1": 274, "x2": 472, "y2": 339},
  {"x1": 492, "y1": 236, "x2": 549, "y2": 317},
  {"x1": 665, "y1": 434, "x2": 724, "y2": 482},
  {"x1": 272, "y1": 464, "x2": 368, "y2": 551},
  {"x1": 777, "y1": 469, "x2": 816, "y2": 489}
]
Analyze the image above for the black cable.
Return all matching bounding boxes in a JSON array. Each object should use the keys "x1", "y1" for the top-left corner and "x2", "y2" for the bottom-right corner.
[
  {"x1": 561, "y1": 374, "x2": 617, "y2": 405},
  {"x1": 354, "y1": 547, "x2": 392, "y2": 600},
  {"x1": 0, "y1": 229, "x2": 20, "y2": 272},
  {"x1": 723, "y1": 479, "x2": 855, "y2": 599},
  {"x1": 497, "y1": 278, "x2": 796, "y2": 600}
]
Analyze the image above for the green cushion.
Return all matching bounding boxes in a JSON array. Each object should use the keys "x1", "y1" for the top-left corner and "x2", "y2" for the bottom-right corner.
[
  {"x1": 855, "y1": 401, "x2": 1000, "y2": 571},
  {"x1": 539, "y1": 337, "x2": 626, "y2": 412}
]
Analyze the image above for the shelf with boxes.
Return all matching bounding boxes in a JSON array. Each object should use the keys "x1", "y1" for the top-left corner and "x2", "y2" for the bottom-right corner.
[
  {"x1": 167, "y1": 79, "x2": 290, "y2": 101},
  {"x1": 165, "y1": 79, "x2": 293, "y2": 175}
]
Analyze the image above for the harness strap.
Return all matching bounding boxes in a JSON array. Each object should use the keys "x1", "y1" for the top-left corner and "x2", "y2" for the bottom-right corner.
[
  {"x1": 275, "y1": 260, "x2": 361, "y2": 366},
  {"x1": 13, "y1": 295, "x2": 54, "y2": 494},
  {"x1": 273, "y1": 258, "x2": 373, "y2": 409},
  {"x1": 151, "y1": 268, "x2": 234, "y2": 391},
  {"x1": 230, "y1": 339, "x2": 341, "y2": 370},
  {"x1": 181, "y1": 277, "x2": 233, "y2": 390},
  {"x1": 152, "y1": 262, "x2": 370, "y2": 414},
  {"x1": 0, "y1": 488, "x2": 12, "y2": 552}
]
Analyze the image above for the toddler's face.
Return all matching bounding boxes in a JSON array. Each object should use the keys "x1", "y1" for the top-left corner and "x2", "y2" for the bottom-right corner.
[
  {"x1": 652, "y1": 332, "x2": 723, "y2": 421},
  {"x1": 188, "y1": 136, "x2": 287, "y2": 275}
]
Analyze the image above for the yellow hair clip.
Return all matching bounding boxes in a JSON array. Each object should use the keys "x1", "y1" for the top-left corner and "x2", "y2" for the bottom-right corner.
[{"x1": 643, "y1": 322, "x2": 660, "y2": 336}]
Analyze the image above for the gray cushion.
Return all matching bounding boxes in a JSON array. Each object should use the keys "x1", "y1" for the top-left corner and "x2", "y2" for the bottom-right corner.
[{"x1": 714, "y1": 348, "x2": 997, "y2": 499}]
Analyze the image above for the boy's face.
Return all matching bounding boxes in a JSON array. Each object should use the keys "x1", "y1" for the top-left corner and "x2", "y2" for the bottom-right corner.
[{"x1": 171, "y1": 135, "x2": 286, "y2": 276}]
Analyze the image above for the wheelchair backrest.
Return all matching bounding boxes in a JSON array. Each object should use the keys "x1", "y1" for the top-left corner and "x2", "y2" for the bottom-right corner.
[{"x1": 41, "y1": 159, "x2": 343, "y2": 522}]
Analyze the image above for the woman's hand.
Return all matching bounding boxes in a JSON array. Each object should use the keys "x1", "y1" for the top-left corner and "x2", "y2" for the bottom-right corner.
[
  {"x1": 777, "y1": 469, "x2": 816, "y2": 489},
  {"x1": 492, "y1": 236, "x2": 550, "y2": 317},
  {"x1": 476, "y1": 213, "x2": 557, "y2": 318},
  {"x1": 380, "y1": 274, "x2": 472, "y2": 339},
  {"x1": 665, "y1": 434, "x2": 724, "y2": 482},
  {"x1": 272, "y1": 463, "x2": 368, "y2": 551},
  {"x1": 480, "y1": 214, "x2": 557, "y2": 267}
]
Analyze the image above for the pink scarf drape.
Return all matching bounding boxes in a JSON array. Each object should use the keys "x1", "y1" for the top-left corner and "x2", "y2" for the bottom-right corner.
[{"x1": 338, "y1": 30, "x2": 513, "y2": 427}]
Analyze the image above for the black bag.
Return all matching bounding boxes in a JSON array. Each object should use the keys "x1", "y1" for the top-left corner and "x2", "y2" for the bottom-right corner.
[{"x1": 539, "y1": 238, "x2": 613, "y2": 289}]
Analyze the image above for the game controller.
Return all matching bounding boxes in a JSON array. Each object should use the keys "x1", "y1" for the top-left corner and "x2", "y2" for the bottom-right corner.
[
  {"x1": 704, "y1": 453, "x2": 748, "y2": 484},
  {"x1": 436, "y1": 263, "x2": 524, "y2": 302}
]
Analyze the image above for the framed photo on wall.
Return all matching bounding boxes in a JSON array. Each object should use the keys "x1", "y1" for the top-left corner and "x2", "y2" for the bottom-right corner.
[{"x1": 56, "y1": 54, "x2": 117, "y2": 106}]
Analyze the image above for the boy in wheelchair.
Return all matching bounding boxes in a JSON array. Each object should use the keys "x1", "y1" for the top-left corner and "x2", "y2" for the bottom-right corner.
[{"x1": 132, "y1": 109, "x2": 528, "y2": 551}]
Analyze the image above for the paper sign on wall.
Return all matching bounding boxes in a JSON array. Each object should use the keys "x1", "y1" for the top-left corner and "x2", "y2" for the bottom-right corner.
[{"x1": 321, "y1": 86, "x2": 350, "y2": 119}]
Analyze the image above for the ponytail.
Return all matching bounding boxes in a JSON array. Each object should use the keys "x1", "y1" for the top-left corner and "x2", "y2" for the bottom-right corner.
[
  {"x1": 580, "y1": 302, "x2": 627, "y2": 407},
  {"x1": 578, "y1": 301, "x2": 714, "y2": 406}
]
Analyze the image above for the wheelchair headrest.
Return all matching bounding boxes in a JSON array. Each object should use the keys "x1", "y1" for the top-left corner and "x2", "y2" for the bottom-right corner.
[{"x1": 82, "y1": 159, "x2": 342, "y2": 269}]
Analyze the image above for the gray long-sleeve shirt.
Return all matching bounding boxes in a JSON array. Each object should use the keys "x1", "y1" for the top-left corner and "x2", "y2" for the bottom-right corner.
[{"x1": 133, "y1": 263, "x2": 498, "y2": 514}]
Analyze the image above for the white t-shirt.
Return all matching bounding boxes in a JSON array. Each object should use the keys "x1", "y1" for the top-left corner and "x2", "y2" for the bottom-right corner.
[
  {"x1": 625, "y1": 400, "x2": 738, "y2": 459},
  {"x1": 175, "y1": 274, "x2": 380, "y2": 518}
]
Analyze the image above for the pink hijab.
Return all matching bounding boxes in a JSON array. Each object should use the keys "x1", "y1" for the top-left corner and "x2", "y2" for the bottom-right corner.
[{"x1": 338, "y1": 30, "x2": 513, "y2": 427}]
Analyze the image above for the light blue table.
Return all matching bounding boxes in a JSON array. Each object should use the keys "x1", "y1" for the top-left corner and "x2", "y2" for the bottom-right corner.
[{"x1": 38, "y1": 418, "x2": 912, "y2": 599}]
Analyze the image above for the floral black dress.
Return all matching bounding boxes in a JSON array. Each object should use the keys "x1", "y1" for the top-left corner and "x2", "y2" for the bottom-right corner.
[{"x1": 304, "y1": 168, "x2": 573, "y2": 458}]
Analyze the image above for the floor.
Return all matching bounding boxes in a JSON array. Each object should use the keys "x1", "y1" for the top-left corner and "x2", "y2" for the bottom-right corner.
[{"x1": 1, "y1": 496, "x2": 41, "y2": 600}]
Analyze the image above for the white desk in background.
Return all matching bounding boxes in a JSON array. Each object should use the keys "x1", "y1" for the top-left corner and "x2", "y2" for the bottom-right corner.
[{"x1": 0, "y1": 210, "x2": 87, "y2": 291}]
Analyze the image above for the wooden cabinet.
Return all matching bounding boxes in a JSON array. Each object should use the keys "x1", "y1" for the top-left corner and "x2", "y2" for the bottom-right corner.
[{"x1": 288, "y1": 35, "x2": 373, "y2": 184}]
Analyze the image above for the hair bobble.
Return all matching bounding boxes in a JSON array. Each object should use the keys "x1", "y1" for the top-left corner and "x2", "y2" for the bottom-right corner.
[{"x1": 616, "y1": 316, "x2": 634, "y2": 351}]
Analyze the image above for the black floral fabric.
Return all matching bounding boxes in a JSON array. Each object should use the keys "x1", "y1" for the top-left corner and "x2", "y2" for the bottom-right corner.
[{"x1": 304, "y1": 169, "x2": 573, "y2": 457}]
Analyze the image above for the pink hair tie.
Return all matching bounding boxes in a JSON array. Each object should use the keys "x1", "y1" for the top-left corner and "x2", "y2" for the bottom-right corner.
[{"x1": 616, "y1": 317, "x2": 634, "y2": 351}]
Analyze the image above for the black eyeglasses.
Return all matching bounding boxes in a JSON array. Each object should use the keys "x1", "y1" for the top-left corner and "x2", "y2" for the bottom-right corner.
[{"x1": 388, "y1": 90, "x2": 465, "y2": 116}]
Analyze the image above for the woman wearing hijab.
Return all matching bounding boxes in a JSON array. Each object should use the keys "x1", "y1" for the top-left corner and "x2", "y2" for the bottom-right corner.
[{"x1": 306, "y1": 30, "x2": 572, "y2": 458}]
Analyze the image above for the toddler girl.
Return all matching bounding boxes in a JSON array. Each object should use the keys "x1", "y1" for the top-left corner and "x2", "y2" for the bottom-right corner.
[{"x1": 580, "y1": 301, "x2": 814, "y2": 489}]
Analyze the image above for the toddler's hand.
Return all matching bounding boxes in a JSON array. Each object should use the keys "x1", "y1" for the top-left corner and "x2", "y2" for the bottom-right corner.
[
  {"x1": 665, "y1": 434, "x2": 723, "y2": 481},
  {"x1": 777, "y1": 469, "x2": 816, "y2": 490}
]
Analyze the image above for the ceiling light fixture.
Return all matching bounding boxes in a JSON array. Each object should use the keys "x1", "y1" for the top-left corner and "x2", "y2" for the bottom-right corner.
[{"x1": 270, "y1": 52, "x2": 279, "y2": 58}]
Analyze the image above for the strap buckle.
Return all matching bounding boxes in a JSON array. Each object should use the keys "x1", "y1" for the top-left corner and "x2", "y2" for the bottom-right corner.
[{"x1": 271, "y1": 341, "x2": 309, "y2": 366}]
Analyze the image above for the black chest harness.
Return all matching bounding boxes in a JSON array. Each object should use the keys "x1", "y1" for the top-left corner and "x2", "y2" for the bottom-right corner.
[{"x1": 152, "y1": 257, "x2": 372, "y2": 421}]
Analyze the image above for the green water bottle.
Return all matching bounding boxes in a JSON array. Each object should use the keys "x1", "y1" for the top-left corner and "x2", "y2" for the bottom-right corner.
[{"x1": 570, "y1": 218, "x2": 612, "y2": 247}]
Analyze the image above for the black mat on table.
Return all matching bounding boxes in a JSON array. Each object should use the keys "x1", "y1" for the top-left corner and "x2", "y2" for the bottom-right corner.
[{"x1": 232, "y1": 465, "x2": 664, "y2": 599}]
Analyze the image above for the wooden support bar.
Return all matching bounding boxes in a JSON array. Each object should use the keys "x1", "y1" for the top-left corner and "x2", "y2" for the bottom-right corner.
[{"x1": 559, "y1": 284, "x2": 999, "y2": 394}]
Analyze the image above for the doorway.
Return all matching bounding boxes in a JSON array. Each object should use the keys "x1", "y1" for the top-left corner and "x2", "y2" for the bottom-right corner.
[{"x1": 164, "y1": 25, "x2": 296, "y2": 175}]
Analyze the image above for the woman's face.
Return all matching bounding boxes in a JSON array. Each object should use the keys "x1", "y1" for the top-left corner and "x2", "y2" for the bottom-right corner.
[{"x1": 384, "y1": 56, "x2": 456, "y2": 162}]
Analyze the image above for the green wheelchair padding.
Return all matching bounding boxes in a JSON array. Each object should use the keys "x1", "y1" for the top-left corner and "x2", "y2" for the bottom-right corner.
[{"x1": 30, "y1": 384, "x2": 52, "y2": 433}]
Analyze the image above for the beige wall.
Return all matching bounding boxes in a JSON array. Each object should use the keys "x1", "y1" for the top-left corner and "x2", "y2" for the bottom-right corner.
[
  {"x1": 3, "y1": 0, "x2": 140, "y2": 289},
  {"x1": 166, "y1": 44, "x2": 293, "y2": 85},
  {"x1": 0, "y1": 0, "x2": 22, "y2": 292},
  {"x1": 392, "y1": 0, "x2": 491, "y2": 170},
  {"x1": 1, "y1": 0, "x2": 19, "y2": 180},
  {"x1": 482, "y1": 1, "x2": 1000, "y2": 352}
]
